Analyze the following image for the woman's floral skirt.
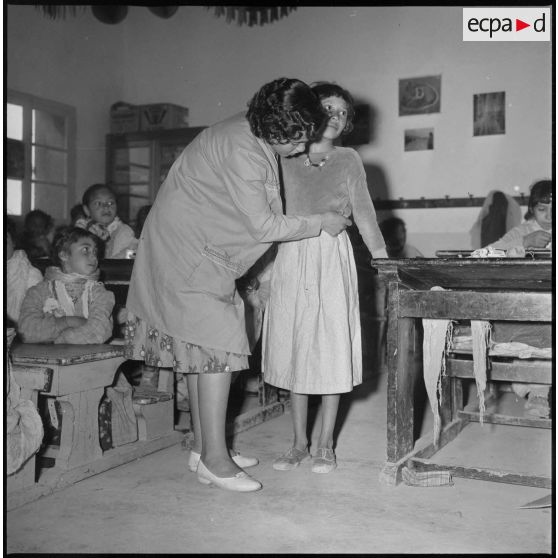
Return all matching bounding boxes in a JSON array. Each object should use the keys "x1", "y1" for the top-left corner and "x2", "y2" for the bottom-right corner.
[{"x1": 124, "y1": 312, "x2": 249, "y2": 374}]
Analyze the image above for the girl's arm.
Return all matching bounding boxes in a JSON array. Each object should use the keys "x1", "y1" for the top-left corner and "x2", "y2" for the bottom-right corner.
[
  {"x1": 346, "y1": 153, "x2": 387, "y2": 259},
  {"x1": 486, "y1": 226, "x2": 524, "y2": 250},
  {"x1": 108, "y1": 223, "x2": 137, "y2": 258},
  {"x1": 54, "y1": 284, "x2": 115, "y2": 344},
  {"x1": 18, "y1": 284, "x2": 74, "y2": 343}
]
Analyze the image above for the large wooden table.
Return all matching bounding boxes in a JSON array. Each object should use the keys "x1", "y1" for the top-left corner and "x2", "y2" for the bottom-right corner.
[{"x1": 371, "y1": 258, "x2": 552, "y2": 487}]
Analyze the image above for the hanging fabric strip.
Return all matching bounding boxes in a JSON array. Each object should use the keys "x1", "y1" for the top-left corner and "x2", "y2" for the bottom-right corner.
[
  {"x1": 470, "y1": 320, "x2": 491, "y2": 424},
  {"x1": 422, "y1": 315, "x2": 453, "y2": 446}
]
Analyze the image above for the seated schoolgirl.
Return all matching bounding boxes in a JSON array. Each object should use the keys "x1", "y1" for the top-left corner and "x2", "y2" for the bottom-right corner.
[
  {"x1": 20, "y1": 208, "x2": 55, "y2": 260},
  {"x1": 486, "y1": 179, "x2": 552, "y2": 254},
  {"x1": 75, "y1": 183, "x2": 137, "y2": 259},
  {"x1": 18, "y1": 226, "x2": 115, "y2": 344},
  {"x1": 6, "y1": 217, "x2": 43, "y2": 325}
]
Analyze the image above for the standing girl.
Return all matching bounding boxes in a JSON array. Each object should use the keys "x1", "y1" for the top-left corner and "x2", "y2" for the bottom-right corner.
[
  {"x1": 125, "y1": 78, "x2": 350, "y2": 492},
  {"x1": 262, "y1": 82, "x2": 387, "y2": 474}
]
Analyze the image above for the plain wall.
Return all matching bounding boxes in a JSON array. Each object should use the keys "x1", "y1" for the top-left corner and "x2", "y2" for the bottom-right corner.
[{"x1": 6, "y1": 5, "x2": 552, "y2": 255}]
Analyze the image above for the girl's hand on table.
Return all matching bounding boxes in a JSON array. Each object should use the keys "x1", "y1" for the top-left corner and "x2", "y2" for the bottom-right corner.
[{"x1": 523, "y1": 230, "x2": 552, "y2": 249}]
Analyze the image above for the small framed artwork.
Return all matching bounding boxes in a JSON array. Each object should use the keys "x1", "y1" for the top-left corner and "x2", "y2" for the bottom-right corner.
[
  {"x1": 399, "y1": 75, "x2": 441, "y2": 116},
  {"x1": 473, "y1": 91, "x2": 505, "y2": 136},
  {"x1": 404, "y1": 128, "x2": 434, "y2": 151}
]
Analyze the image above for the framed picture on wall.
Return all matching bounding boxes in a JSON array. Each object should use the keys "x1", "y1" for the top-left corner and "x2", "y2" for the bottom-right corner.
[
  {"x1": 404, "y1": 128, "x2": 434, "y2": 151},
  {"x1": 473, "y1": 91, "x2": 505, "y2": 136},
  {"x1": 399, "y1": 75, "x2": 441, "y2": 116}
]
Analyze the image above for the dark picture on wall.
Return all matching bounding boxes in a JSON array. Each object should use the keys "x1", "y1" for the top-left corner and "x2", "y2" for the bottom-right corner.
[
  {"x1": 473, "y1": 91, "x2": 505, "y2": 136},
  {"x1": 404, "y1": 128, "x2": 434, "y2": 151},
  {"x1": 399, "y1": 75, "x2": 441, "y2": 116}
]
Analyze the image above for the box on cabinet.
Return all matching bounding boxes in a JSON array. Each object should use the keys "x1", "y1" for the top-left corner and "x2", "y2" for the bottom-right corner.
[
  {"x1": 140, "y1": 103, "x2": 189, "y2": 131},
  {"x1": 110, "y1": 102, "x2": 141, "y2": 134}
]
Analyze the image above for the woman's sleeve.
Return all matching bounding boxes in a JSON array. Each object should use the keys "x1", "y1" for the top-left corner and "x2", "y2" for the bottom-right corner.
[
  {"x1": 347, "y1": 153, "x2": 386, "y2": 255},
  {"x1": 220, "y1": 148, "x2": 322, "y2": 242},
  {"x1": 54, "y1": 284, "x2": 115, "y2": 344},
  {"x1": 18, "y1": 284, "x2": 66, "y2": 343}
]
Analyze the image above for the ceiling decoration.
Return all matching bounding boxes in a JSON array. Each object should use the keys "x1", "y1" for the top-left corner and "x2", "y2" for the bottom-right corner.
[
  {"x1": 35, "y1": 5, "x2": 87, "y2": 20},
  {"x1": 91, "y1": 5, "x2": 129, "y2": 25},
  {"x1": 35, "y1": 5, "x2": 295, "y2": 26},
  {"x1": 148, "y1": 6, "x2": 179, "y2": 19},
  {"x1": 35, "y1": 5, "x2": 179, "y2": 24},
  {"x1": 206, "y1": 6, "x2": 297, "y2": 26}
]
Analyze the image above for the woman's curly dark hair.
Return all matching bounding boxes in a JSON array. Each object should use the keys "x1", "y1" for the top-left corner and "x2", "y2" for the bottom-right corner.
[
  {"x1": 525, "y1": 179, "x2": 553, "y2": 220},
  {"x1": 247, "y1": 77, "x2": 327, "y2": 144},
  {"x1": 311, "y1": 81, "x2": 356, "y2": 135},
  {"x1": 51, "y1": 226, "x2": 102, "y2": 267}
]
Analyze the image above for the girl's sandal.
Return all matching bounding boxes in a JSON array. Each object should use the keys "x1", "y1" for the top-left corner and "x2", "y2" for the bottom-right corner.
[
  {"x1": 311, "y1": 448, "x2": 337, "y2": 474},
  {"x1": 272, "y1": 447, "x2": 311, "y2": 471}
]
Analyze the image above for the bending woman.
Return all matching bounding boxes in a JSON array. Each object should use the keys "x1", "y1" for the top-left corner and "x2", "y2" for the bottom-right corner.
[{"x1": 125, "y1": 77, "x2": 351, "y2": 492}]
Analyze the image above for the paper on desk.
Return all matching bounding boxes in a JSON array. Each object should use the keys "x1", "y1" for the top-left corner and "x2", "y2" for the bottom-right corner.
[{"x1": 519, "y1": 494, "x2": 552, "y2": 509}]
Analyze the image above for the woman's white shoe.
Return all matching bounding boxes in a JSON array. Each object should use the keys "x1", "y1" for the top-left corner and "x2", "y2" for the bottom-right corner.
[
  {"x1": 197, "y1": 460, "x2": 262, "y2": 492},
  {"x1": 188, "y1": 450, "x2": 259, "y2": 472}
]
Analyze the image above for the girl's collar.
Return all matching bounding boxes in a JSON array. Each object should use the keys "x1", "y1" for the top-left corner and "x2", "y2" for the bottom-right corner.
[
  {"x1": 45, "y1": 265, "x2": 100, "y2": 283},
  {"x1": 107, "y1": 216, "x2": 121, "y2": 234}
]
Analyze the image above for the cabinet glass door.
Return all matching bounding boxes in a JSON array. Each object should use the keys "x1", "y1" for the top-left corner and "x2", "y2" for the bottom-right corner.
[
  {"x1": 110, "y1": 142, "x2": 152, "y2": 225},
  {"x1": 158, "y1": 142, "x2": 188, "y2": 191}
]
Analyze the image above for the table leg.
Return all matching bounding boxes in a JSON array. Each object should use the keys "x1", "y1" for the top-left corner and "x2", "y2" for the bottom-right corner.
[
  {"x1": 55, "y1": 388, "x2": 104, "y2": 469},
  {"x1": 380, "y1": 282, "x2": 422, "y2": 484}
]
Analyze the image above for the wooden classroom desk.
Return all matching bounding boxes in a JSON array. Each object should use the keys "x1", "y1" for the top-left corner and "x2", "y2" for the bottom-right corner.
[
  {"x1": 370, "y1": 257, "x2": 552, "y2": 487},
  {"x1": 10, "y1": 343, "x2": 127, "y2": 470},
  {"x1": 8, "y1": 341, "x2": 183, "y2": 511}
]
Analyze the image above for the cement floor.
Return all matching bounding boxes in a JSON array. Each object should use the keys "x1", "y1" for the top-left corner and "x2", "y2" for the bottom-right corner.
[{"x1": 6, "y1": 373, "x2": 553, "y2": 554}]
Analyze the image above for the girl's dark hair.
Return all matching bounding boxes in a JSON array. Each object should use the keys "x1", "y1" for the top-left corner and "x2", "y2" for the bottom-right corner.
[
  {"x1": 247, "y1": 77, "x2": 327, "y2": 144},
  {"x1": 23, "y1": 209, "x2": 54, "y2": 236},
  {"x1": 525, "y1": 179, "x2": 553, "y2": 220},
  {"x1": 6, "y1": 216, "x2": 17, "y2": 243},
  {"x1": 379, "y1": 216, "x2": 406, "y2": 238},
  {"x1": 311, "y1": 81, "x2": 356, "y2": 135},
  {"x1": 82, "y1": 183, "x2": 116, "y2": 208},
  {"x1": 51, "y1": 226, "x2": 101, "y2": 267},
  {"x1": 70, "y1": 203, "x2": 87, "y2": 223}
]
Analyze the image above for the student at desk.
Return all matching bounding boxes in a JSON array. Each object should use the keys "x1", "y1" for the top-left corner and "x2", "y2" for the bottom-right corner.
[
  {"x1": 486, "y1": 180, "x2": 552, "y2": 254},
  {"x1": 18, "y1": 226, "x2": 115, "y2": 344},
  {"x1": 379, "y1": 216, "x2": 423, "y2": 258},
  {"x1": 6, "y1": 217, "x2": 43, "y2": 326},
  {"x1": 483, "y1": 179, "x2": 553, "y2": 418},
  {"x1": 75, "y1": 183, "x2": 137, "y2": 259}
]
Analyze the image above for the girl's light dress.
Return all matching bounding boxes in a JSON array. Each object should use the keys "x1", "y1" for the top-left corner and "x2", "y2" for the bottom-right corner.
[
  {"x1": 124, "y1": 113, "x2": 322, "y2": 374},
  {"x1": 262, "y1": 147, "x2": 385, "y2": 394}
]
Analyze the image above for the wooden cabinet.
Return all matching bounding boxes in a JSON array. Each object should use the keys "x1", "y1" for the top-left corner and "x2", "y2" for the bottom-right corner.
[{"x1": 105, "y1": 127, "x2": 205, "y2": 226}]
